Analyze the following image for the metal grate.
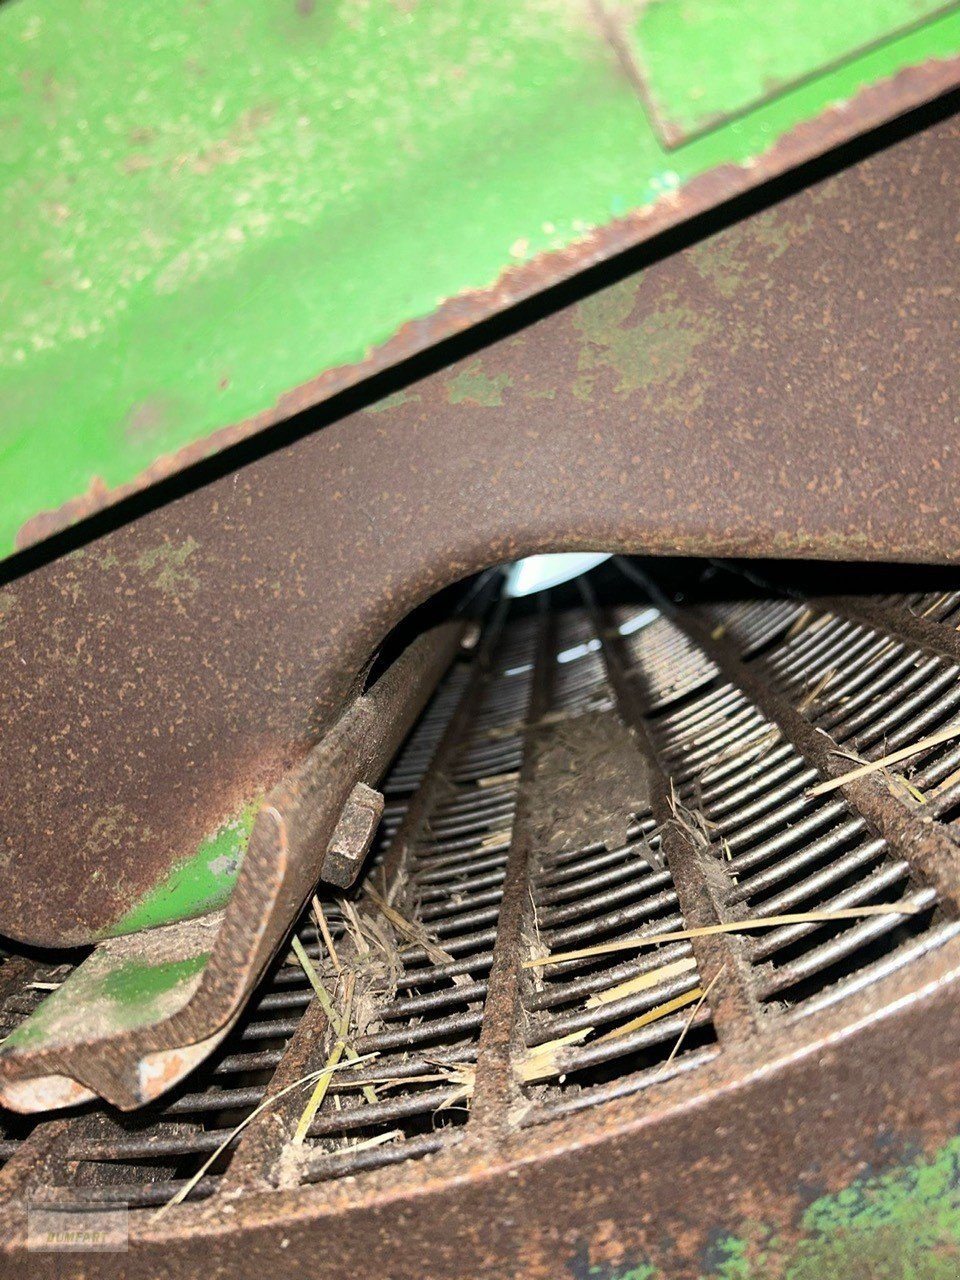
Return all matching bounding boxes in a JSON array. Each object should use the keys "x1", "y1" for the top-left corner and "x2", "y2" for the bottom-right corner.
[
  {"x1": 2, "y1": 560, "x2": 960, "y2": 1226},
  {"x1": 289, "y1": 613, "x2": 539, "y2": 1184},
  {"x1": 639, "y1": 609, "x2": 937, "y2": 1012},
  {"x1": 517, "y1": 605, "x2": 719, "y2": 1114}
]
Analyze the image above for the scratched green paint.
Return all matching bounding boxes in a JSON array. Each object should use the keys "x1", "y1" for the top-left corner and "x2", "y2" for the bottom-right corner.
[
  {"x1": 0, "y1": 1, "x2": 958, "y2": 556},
  {"x1": 1, "y1": 952, "x2": 208, "y2": 1050},
  {"x1": 635, "y1": 0, "x2": 956, "y2": 140},
  {"x1": 575, "y1": 1135, "x2": 960, "y2": 1279},
  {"x1": 102, "y1": 799, "x2": 260, "y2": 938}
]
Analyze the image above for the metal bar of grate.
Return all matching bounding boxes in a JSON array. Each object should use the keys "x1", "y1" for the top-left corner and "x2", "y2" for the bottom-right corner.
[
  {"x1": 511, "y1": 597, "x2": 722, "y2": 1104},
  {"x1": 469, "y1": 594, "x2": 555, "y2": 1128},
  {"x1": 580, "y1": 579, "x2": 763, "y2": 1047}
]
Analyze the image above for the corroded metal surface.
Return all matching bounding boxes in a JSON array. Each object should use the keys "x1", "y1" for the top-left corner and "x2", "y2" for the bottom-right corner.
[{"x1": 0, "y1": 114, "x2": 957, "y2": 951}]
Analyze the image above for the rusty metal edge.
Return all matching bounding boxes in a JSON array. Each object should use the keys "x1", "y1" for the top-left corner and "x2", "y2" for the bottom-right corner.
[{"x1": 14, "y1": 55, "x2": 960, "y2": 555}]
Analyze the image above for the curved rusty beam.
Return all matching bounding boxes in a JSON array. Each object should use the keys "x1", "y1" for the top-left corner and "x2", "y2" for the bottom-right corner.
[{"x1": 10, "y1": 59, "x2": 960, "y2": 559}]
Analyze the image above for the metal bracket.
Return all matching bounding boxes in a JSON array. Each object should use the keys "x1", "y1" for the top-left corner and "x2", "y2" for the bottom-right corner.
[{"x1": 320, "y1": 782, "x2": 384, "y2": 889}]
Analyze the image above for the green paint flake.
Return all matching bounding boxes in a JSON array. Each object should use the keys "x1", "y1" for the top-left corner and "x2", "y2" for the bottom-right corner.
[
  {"x1": 448, "y1": 363, "x2": 513, "y2": 407},
  {"x1": 2, "y1": 952, "x2": 209, "y2": 1051},
  {"x1": 2, "y1": 1, "x2": 956, "y2": 555},
  {"x1": 705, "y1": 1236, "x2": 755, "y2": 1280},
  {"x1": 362, "y1": 389, "x2": 422, "y2": 415},
  {"x1": 687, "y1": 203, "x2": 818, "y2": 299},
  {"x1": 134, "y1": 536, "x2": 200, "y2": 598},
  {"x1": 103, "y1": 798, "x2": 260, "y2": 938},
  {"x1": 99, "y1": 953, "x2": 207, "y2": 1010},
  {"x1": 574, "y1": 278, "x2": 714, "y2": 411}
]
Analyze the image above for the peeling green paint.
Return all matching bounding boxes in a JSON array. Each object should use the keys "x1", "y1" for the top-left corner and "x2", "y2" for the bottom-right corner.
[
  {"x1": 686, "y1": 236, "x2": 753, "y2": 299},
  {"x1": 135, "y1": 536, "x2": 201, "y2": 598},
  {"x1": 103, "y1": 798, "x2": 260, "y2": 938},
  {"x1": 448, "y1": 363, "x2": 513, "y2": 407},
  {"x1": 780, "y1": 1138, "x2": 960, "y2": 1279},
  {"x1": 686, "y1": 202, "x2": 819, "y2": 298},
  {"x1": 571, "y1": 1135, "x2": 960, "y2": 1280},
  {"x1": 574, "y1": 278, "x2": 714, "y2": 412},
  {"x1": 1, "y1": 0, "x2": 957, "y2": 556},
  {"x1": 99, "y1": 953, "x2": 207, "y2": 1013}
]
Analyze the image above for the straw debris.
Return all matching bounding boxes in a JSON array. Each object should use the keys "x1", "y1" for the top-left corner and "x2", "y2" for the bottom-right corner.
[
  {"x1": 363, "y1": 884, "x2": 455, "y2": 967},
  {"x1": 524, "y1": 904, "x2": 922, "y2": 969},
  {"x1": 796, "y1": 667, "x2": 837, "y2": 714},
  {"x1": 594, "y1": 987, "x2": 703, "y2": 1044},
  {"x1": 806, "y1": 723, "x2": 960, "y2": 797},
  {"x1": 153, "y1": 1053, "x2": 375, "y2": 1218},
  {"x1": 586, "y1": 956, "x2": 697, "y2": 1007}
]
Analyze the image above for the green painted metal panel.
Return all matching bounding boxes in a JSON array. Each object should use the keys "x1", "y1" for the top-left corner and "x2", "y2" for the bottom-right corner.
[
  {"x1": 1, "y1": 1, "x2": 958, "y2": 558},
  {"x1": 635, "y1": 0, "x2": 955, "y2": 143},
  {"x1": 101, "y1": 798, "x2": 260, "y2": 939}
]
